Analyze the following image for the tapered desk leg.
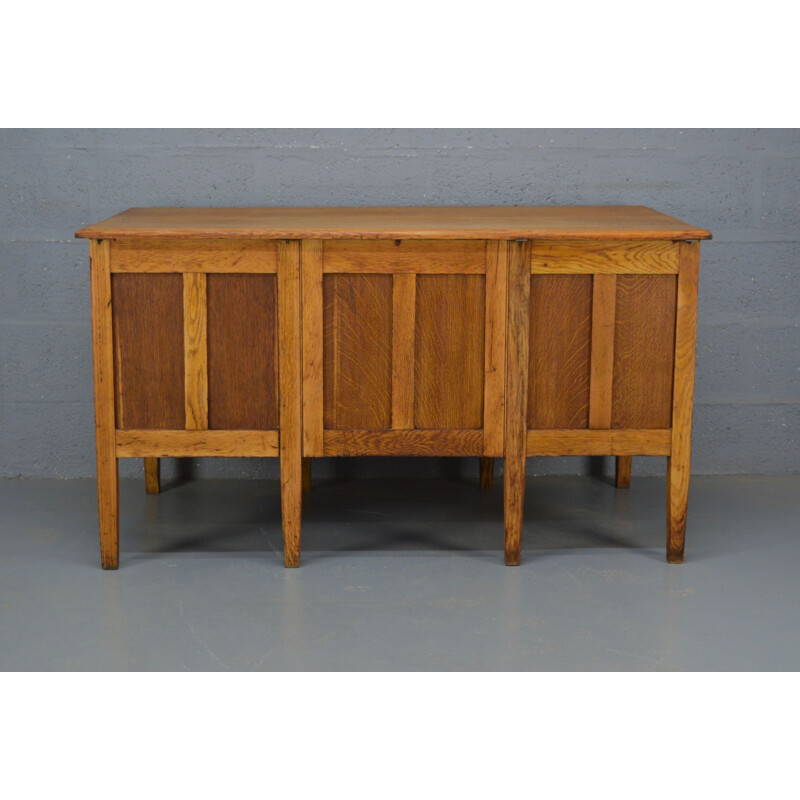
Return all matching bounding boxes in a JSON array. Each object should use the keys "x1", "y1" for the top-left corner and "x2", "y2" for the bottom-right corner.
[
  {"x1": 302, "y1": 457, "x2": 311, "y2": 493},
  {"x1": 279, "y1": 241, "x2": 303, "y2": 567},
  {"x1": 479, "y1": 457, "x2": 494, "y2": 490},
  {"x1": 90, "y1": 239, "x2": 119, "y2": 569},
  {"x1": 667, "y1": 242, "x2": 700, "y2": 563},
  {"x1": 504, "y1": 240, "x2": 530, "y2": 565},
  {"x1": 615, "y1": 456, "x2": 631, "y2": 488},
  {"x1": 144, "y1": 457, "x2": 161, "y2": 494}
]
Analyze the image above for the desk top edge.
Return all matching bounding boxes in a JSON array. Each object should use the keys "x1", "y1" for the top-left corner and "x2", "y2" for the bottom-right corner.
[{"x1": 75, "y1": 206, "x2": 712, "y2": 241}]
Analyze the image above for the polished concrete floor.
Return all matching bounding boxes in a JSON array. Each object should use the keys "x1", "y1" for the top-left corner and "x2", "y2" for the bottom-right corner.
[{"x1": 1, "y1": 472, "x2": 799, "y2": 670}]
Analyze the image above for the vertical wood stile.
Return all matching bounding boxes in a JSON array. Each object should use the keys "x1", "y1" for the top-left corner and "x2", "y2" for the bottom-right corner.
[
  {"x1": 90, "y1": 239, "x2": 119, "y2": 569},
  {"x1": 144, "y1": 457, "x2": 161, "y2": 493},
  {"x1": 302, "y1": 240, "x2": 324, "y2": 455},
  {"x1": 504, "y1": 240, "x2": 531, "y2": 566},
  {"x1": 278, "y1": 240, "x2": 303, "y2": 567},
  {"x1": 667, "y1": 241, "x2": 700, "y2": 563},
  {"x1": 183, "y1": 272, "x2": 208, "y2": 430},
  {"x1": 483, "y1": 240, "x2": 508, "y2": 455},
  {"x1": 392, "y1": 273, "x2": 416, "y2": 429},
  {"x1": 588, "y1": 274, "x2": 617, "y2": 429}
]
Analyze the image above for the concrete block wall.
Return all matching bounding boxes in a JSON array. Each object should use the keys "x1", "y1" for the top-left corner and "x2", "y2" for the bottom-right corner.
[{"x1": 1, "y1": 129, "x2": 797, "y2": 479}]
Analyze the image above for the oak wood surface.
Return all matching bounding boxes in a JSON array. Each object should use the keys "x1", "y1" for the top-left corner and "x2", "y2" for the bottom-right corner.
[
  {"x1": 479, "y1": 457, "x2": 494, "y2": 490},
  {"x1": 302, "y1": 457, "x2": 312, "y2": 493},
  {"x1": 302, "y1": 240, "x2": 324, "y2": 455},
  {"x1": 322, "y1": 429, "x2": 484, "y2": 456},
  {"x1": 183, "y1": 273, "x2": 208, "y2": 430},
  {"x1": 110, "y1": 238, "x2": 277, "y2": 272},
  {"x1": 391, "y1": 274, "x2": 417, "y2": 429},
  {"x1": 588, "y1": 274, "x2": 617, "y2": 429},
  {"x1": 112, "y1": 273, "x2": 185, "y2": 430},
  {"x1": 504, "y1": 241, "x2": 531, "y2": 565},
  {"x1": 415, "y1": 275, "x2": 485, "y2": 429},
  {"x1": 668, "y1": 242, "x2": 700, "y2": 563},
  {"x1": 482, "y1": 241, "x2": 508, "y2": 456},
  {"x1": 116, "y1": 430, "x2": 279, "y2": 457},
  {"x1": 323, "y1": 239, "x2": 486, "y2": 273},
  {"x1": 90, "y1": 240, "x2": 119, "y2": 569},
  {"x1": 526, "y1": 429, "x2": 671, "y2": 456},
  {"x1": 612, "y1": 275, "x2": 677, "y2": 429},
  {"x1": 616, "y1": 456, "x2": 632, "y2": 488},
  {"x1": 278, "y1": 241, "x2": 303, "y2": 567},
  {"x1": 528, "y1": 275, "x2": 592, "y2": 429},
  {"x1": 531, "y1": 240, "x2": 680, "y2": 273},
  {"x1": 207, "y1": 274, "x2": 278, "y2": 430},
  {"x1": 77, "y1": 206, "x2": 712, "y2": 240},
  {"x1": 323, "y1": 274, "x2": 393, "y2": 430},
  {"x1": 144, "y1": 457, "x2": 161, "y2": 493}
]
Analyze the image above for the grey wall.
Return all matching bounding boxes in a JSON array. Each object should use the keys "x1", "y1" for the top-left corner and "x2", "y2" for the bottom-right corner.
[{"x1": 1, "y1": 129, "x2": 798, "y2": 480}]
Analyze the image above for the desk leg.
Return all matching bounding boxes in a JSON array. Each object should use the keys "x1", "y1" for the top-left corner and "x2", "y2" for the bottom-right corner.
[
  {"x1": 90, "y1": 239, "x2": 119, "y2": 569},
  {"x1": 479, "y1": 457, "x2": 494, "y2": 489},
  {"x1": 667, "y1": 242, "x2": 699, "y2": 563},
  {"x1": 504, "y1": 240, "x2": 530, "y2": 565},
  {"x1": 144, "y1": 457, "x2": 161, "y2": 494},
  {"x1": 615, "y1": 456, "x2": 631, "y2": 488},
  {"x1": 279, "y1": 241, "x2": 303, "y2": 567},
  {"x1": 302, "y1": 457, "x2": 311, "y2": 493}
]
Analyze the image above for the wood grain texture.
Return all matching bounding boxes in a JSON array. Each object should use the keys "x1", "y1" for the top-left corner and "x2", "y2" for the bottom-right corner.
[
  {"x1": 302, "y1": 240, "x2": 324, "y2": 455},
  {"x1": 144, "y1": 457, "x2": 160, "y2": 494},
  {"x1": 505, "y1": 241, "x2": 531, "y2": 566},
  {"x1": 415, "y1": 275, "x2": 485, "y2": 429},
  {"x1": 77, "y1": 206, "x2": 712, "y2": 241},
  {"x1": 392, "y1": 274, "x2": 416, "y2": 429},
  {"x1": 90, "y1": 239, "x2": 119, "y2": 569},
  {"x1": 278, "y1": 240, "x2": 303, "y2": 567},
  {"x1": 117, "y1": 430, "x2": 279, "y2": 457},
  {"x1": 323, "y1": 274, "x2": 393, "y2": 430},
  {"x1": 112, "y1": 273, "x2": 185, "y2": 430},
  {"x1": 323, "y1": 429, "x2": 483, "y2": 456},
  {"x1": 483, "y1": 241, "x2": 507, "y2": 456},
  {"x1": 526, "y1": 429, "x2": 671, "y2": 456},
  {"x1": 302, "y1": 457, "x2": 312, "y2": 493},
  {"x1": 323, "y1": 239, "x2": 486, "y2": 272},
  {"x1": 668, "y1": 242, "x2": 700, "y2": 563},
  {"x1": 612, "y1": 275, "x2": 677, "y2": 429},
  {"x1": 206, "y1": 274, "x2": 278, "y2": 430},
  {"x1": 183, "y1": 272, "x2": 208, "y2": 430},
  {"x1": 588, "y1": 274, "x2": 617, "y2": 429},
  {"x1": 479, "y1": 457, "x2": 494, "y2": 490},
  {"x1": 616, "y1": 456, "x2": 632, "y2": 488},
  {"x1": 531, "y1": 240, "x2": 680, "y2": 273},
  {"x1": 110, "y1": 238, "x2": 278, "y2": 272},
  {"x1": 527, "y1": 275, "x2": 592, "y2": 429}
]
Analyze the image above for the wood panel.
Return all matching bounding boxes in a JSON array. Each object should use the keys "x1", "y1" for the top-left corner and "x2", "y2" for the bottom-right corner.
[
  {"x1": 323, "y1": 274, "x2": 393, "y2": 430},
  {"x1": 392, "y1": 274, "x2": 416, "y2": 429},
  {"x1": 206, "y1": 274, "x2": 278, "y2": 430},
  {"x1": 482, "y1": 241, "x2": 507, "y2": 456},
  {"x1": 323, "y1": 429, "x2": 483, "y2": 456},
  {"x1": 116, "y1": 430, "x2": 279, "y2": 457},
  {"x1": 183, "y1": 272, "x2": 208, "y2": 430},
  {"x1": 504, "y1": 241, "x2": 531, "y2": 566},
  {"x1": 531, "y1": 240, "x2": 680, "y2": 273},
  {"x1": 323, "y1": 239, "x2": 486, "y2": 272},
  {"x1": 612, "y1": 275, "x2": 677, "y2": 429},
  {"x1": 112, "y1": 273, "x2": 185, "y2": 430},
  {"x1": 77, "y1": 206, "x2": 712, "y2": 241},
  {"x1": 90, "y1": 239, "x2": 119, "y2": 569},
  {"x1": 415, "y1": 275, "x2": 485, "y2": 429},
  {"x1": 527, "y1": 275, "x2": 592, "y2": 429},
  {"x1": 527, "y1": 429, "x2": 671, "y2": 456},
  {"x1": 110, "y1": 238, "x2": 278, "y2": 272},
  {"x1": 302, "y1": 240, "x2": 324, "y2": 454},
  {"x1": 668, "y1": 241, "x2": 700, "y2": 563}
]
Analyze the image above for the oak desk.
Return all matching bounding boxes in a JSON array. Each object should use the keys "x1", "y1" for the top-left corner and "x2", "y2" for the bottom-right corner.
[{"x1": 76, "y1": 206, "x2": 711, "y2": 568}]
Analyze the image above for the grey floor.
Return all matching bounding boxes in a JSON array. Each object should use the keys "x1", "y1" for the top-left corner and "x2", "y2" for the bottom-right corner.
[{"x1": 1, "y1": 471, "x2": 799, "y2": 670}]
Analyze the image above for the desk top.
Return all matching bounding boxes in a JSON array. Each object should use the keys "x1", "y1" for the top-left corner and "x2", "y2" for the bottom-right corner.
[{"x1": 76, "y1": 206, "x2": 711, "y2": 241}]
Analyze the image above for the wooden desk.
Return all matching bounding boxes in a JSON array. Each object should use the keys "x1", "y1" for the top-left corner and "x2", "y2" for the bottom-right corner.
[{"x1": 76, "y1": 207, "x2": 711, "y2": 568}]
